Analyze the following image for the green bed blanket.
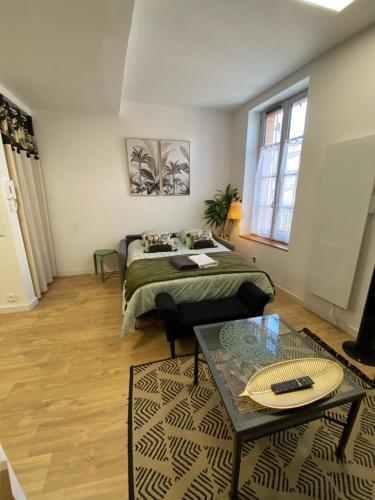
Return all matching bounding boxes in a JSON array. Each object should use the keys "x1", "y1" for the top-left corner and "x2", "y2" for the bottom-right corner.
[{"x1": 125, "y1": 251, "x2": 274, "y2": 302}]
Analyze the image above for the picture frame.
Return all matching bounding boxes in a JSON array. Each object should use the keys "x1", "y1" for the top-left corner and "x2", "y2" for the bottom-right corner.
[
  {"x1": 125, "y1": 138, "x2": 160, "y2": 196},
  {"x1": 160, "y1": 140, "x2": 190, "y2": 196}
]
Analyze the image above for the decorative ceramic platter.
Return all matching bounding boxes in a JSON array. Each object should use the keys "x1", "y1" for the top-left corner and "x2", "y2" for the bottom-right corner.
[
  {"x1": 239, "y1": 358, "x2": 343, "y2": 409},
  {"x1": 220, "y1": 318, "x2": 285, "y2": 364}
]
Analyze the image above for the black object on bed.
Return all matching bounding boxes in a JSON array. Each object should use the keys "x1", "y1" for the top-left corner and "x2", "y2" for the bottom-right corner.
[
  {"x1": 155, "y1": 281, "x2": 270, "y2": 357},
  {"x1": 192, "y1": 239, "x2": 217, "y2": 250},
  {"x1": 145, "y1": 243, "x2": 174, "y2": 253}
]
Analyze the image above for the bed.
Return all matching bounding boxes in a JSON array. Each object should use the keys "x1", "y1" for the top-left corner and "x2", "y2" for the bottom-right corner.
[{"x1": 119, "y1": 233, "x2": 275, "y2": 336}]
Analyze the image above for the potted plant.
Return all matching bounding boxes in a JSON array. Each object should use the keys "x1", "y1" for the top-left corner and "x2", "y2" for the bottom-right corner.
[{"x1": 203, "y1": 184, "x2": 241, "y2": 238}]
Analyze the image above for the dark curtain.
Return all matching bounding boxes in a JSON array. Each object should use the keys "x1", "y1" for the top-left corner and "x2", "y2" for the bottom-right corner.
[{"x1": 0, "y1": 94, "x2": 39, "y2": 158}]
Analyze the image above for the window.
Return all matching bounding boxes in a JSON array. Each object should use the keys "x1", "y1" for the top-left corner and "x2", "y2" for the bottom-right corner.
[{"x1": 252, "y1": 92, "x2": 308, "y2": 245}]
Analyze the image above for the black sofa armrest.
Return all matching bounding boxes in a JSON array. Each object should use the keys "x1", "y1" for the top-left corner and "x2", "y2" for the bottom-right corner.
[
  {"x1": 237, "y1": 281, "x2": 270, "y2": 316},
  {"x1": 118, "y1": 238, "x2": 128, "y2": 288},
  {"x1": 213, "y1": 234, "x2": 235, "y2": 251},
  {"x1": 155, "y1": 292, "x2": 183, "y2": 340},
  {"x1": 119, "y1": 234, "x2": 143, "y2": 287},
  {"x1": 126, "y1": 234, "x2": 143, "y2": 246}
]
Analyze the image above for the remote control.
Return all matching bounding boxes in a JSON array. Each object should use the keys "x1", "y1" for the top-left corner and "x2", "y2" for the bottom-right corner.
[{"x1": 271, "y1": 376, "x2": 314, "y2": 395}]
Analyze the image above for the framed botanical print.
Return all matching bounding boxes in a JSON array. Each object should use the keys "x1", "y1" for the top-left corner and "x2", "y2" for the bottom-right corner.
[
  {"x1": 160, "y1": 140, "x2": 190, "y2": 196},
  {"x1": 126, "y1": 138, "x2": 160, "y2": 196}
]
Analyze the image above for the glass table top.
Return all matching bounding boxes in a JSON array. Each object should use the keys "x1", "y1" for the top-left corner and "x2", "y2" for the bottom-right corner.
[{"x1": 194, "y1": 314, "x2": 365, "y2": 433}]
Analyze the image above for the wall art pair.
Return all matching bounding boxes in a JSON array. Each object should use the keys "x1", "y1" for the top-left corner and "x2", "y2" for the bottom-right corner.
[{"x1": 126, "y1": 138, "x2": 190, "y2": 196}]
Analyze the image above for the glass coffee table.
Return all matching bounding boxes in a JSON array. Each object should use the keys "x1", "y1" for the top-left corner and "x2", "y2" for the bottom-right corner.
[{"x1": 193, "y1": 314, "x2": 366, "y2": 499}]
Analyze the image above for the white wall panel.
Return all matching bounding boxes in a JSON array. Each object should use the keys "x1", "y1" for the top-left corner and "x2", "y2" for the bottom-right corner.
[{"x1": 308, "y1": 136, "x2": 375, "y2": 308}]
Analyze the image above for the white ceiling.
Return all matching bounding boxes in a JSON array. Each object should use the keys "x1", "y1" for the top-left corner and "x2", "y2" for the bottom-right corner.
[
  {"x1": 0, "y1": 0, "x2": 374, "y2": 113},
  {"x1": 0, "y1": 0, "x2": 134, "y2": 113},
  {"x1": 123, "y1": 0, "x2": 375, "y2": 110}
]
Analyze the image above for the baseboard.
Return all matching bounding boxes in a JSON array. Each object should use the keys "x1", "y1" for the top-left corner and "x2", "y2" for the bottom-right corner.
[
  {"x1": 275, "y1": 284, "x2": 358, "y2": 338},
  {"x1": 274, "y1": 285, "x2": 304, "y2": 305},
  {"x1": 55, "y1": 270, "x2": 119, "y2": 277},
  {"x1": 55, "y1": 269, "x2": 92, "y2": 276},
  {"x1": 0, "y1": 296, "x2": 38, "y2": 314}
]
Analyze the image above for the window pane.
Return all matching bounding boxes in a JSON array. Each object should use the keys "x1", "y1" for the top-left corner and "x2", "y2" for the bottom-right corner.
[
  {"x1": 259, "y1": 176, "x2": 276, "y2": 207},
  {"x1": 285, "y1": 139, "x2": 302, "y2": 173},
  {"x1": 252, "y1": 144, "x2": 278, "y2": 238},
  {"x1": 254, "y1": 206, "x2": 274, "y2": 237},
  {"x1": 252, "y1": 175, "x2": 276, "y2": 238},
  {"x1": 289, "y1": 98, "x2": 307, "y2": 139},
  {"x1": 273, "y1": 207, "x2": 293, "y2": 242},
  {"x1": 258, "y1": 144, "x2": 280, "y2": 177},
  {"x1": 279, "y1": 174, "x2": 297, "y2": 207},
  {"x1": 264, "y1": 109, "x2": 283, "y2": 145},
  {"x1": 272, "y1": 137, "x2": 302, "y2": 242}
]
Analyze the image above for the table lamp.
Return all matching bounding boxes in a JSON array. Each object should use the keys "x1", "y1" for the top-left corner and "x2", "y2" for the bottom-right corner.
[
  {"x1": 227, "y1": 200, "x2": 242, "y2": 221},
  {"x1": 224, "y1": 200, "x2": 242, "y2": 239}
]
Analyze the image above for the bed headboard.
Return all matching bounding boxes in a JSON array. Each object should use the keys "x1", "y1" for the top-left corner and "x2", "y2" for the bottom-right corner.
[{"x1": 118, "y1": 233, "x2": 235, "y2": 287}]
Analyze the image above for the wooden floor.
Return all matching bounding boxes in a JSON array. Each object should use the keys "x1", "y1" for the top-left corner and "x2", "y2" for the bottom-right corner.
[{"x1": 0, "y1": 274, "x2": 373, "y2": 499}]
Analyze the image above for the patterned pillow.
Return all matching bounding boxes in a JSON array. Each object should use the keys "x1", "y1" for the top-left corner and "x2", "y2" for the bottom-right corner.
[
  {"x1": 141, "y1": 230, "x2": 170, "y2": 246},
  {"x1": 143, "y1": 233, "x2": 176, "y2": 253},
  {"x1": 186, "y1": 230, "x2": 214, "y2": 249},
  {"x1": 179, "y1": 228, "x2": 203, "y2": 244}
]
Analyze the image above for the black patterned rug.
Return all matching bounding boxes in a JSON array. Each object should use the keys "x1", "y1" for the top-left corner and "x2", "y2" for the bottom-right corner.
[{"x1": 128, "y1": 338, "x2": 375, "y2": 499}]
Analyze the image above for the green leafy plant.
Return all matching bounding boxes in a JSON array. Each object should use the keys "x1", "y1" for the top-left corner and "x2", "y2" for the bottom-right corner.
[{"x1": 204, "y1": 184, "x2": 240, "y2": 237}]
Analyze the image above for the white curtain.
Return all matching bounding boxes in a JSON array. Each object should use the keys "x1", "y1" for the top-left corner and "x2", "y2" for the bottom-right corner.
[
  {"x1": 4, "y1": 145, "x2": 56, "y2": 298},
  {"x1": 252, "y1": 143, "x2": 280, "y2": 238},
  {"x1": 273, "y1": 137, "x2": 303, "y2": 242}
]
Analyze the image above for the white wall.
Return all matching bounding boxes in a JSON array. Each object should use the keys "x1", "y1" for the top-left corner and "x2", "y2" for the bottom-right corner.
[
  {"x1": 0, "y1": 85, "x2": 36, "y2": 312},
  {"x1": 231, "y1": 26, "x2": 375, "y2": 336},
  {"x1": 34, "y1": 102, "x2": 232, "y2": 275}
]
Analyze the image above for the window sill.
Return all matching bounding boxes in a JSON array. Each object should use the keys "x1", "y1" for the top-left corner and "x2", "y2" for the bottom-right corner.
[{"x1": 240, "y1": 234, "x2": 288, "y2": 251}]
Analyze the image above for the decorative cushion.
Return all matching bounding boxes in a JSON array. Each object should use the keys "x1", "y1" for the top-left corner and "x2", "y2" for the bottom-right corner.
[
  {"x1": 141, "y1": 230, "x2": 170, "y2": 246},
  {"x1": 178, "y1": 228, "x2": 203, "y2": 244},
  {"x1": 145, "y1": 244, "x2": 173, "y2": 253},
  {"x1": 143, "y1": 233, "x2": 176, "y2": 253},
  {"x1": 192, "y1": 239, "x2": 216, "y2": 250},
  {"x1": 186, "y1": 230, "x2": 214, "y2": 249}
]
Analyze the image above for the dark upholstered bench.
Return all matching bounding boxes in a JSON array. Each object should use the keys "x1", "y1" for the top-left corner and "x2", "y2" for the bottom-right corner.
[{"x1": 155, "y1": 282, "x2": 270, "y2": 357}]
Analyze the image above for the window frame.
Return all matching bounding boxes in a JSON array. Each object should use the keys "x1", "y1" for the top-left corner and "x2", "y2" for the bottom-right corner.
[{"x1": 253, "y1": 90, "x2": 308, "y2": 245}]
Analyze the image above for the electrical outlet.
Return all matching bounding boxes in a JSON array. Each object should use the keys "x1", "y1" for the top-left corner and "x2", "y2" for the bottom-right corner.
[{"x1": 6, "y1": 293, "x2": 17, "y2": 303}]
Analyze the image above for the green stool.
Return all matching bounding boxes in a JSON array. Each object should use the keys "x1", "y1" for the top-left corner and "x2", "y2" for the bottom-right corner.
[{"x1": 93, "y1": 249, "x2": 118, "y2": 282}]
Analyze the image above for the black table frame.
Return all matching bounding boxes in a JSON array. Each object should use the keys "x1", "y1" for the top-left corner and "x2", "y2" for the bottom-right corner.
[{"x1": 193, "y1": 320, "x2": 366, "y2": 499}]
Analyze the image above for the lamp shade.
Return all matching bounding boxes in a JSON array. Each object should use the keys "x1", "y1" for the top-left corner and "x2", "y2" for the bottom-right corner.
[{"x1": 227, "y1": 200, "x2": 242, "y2": 220}]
